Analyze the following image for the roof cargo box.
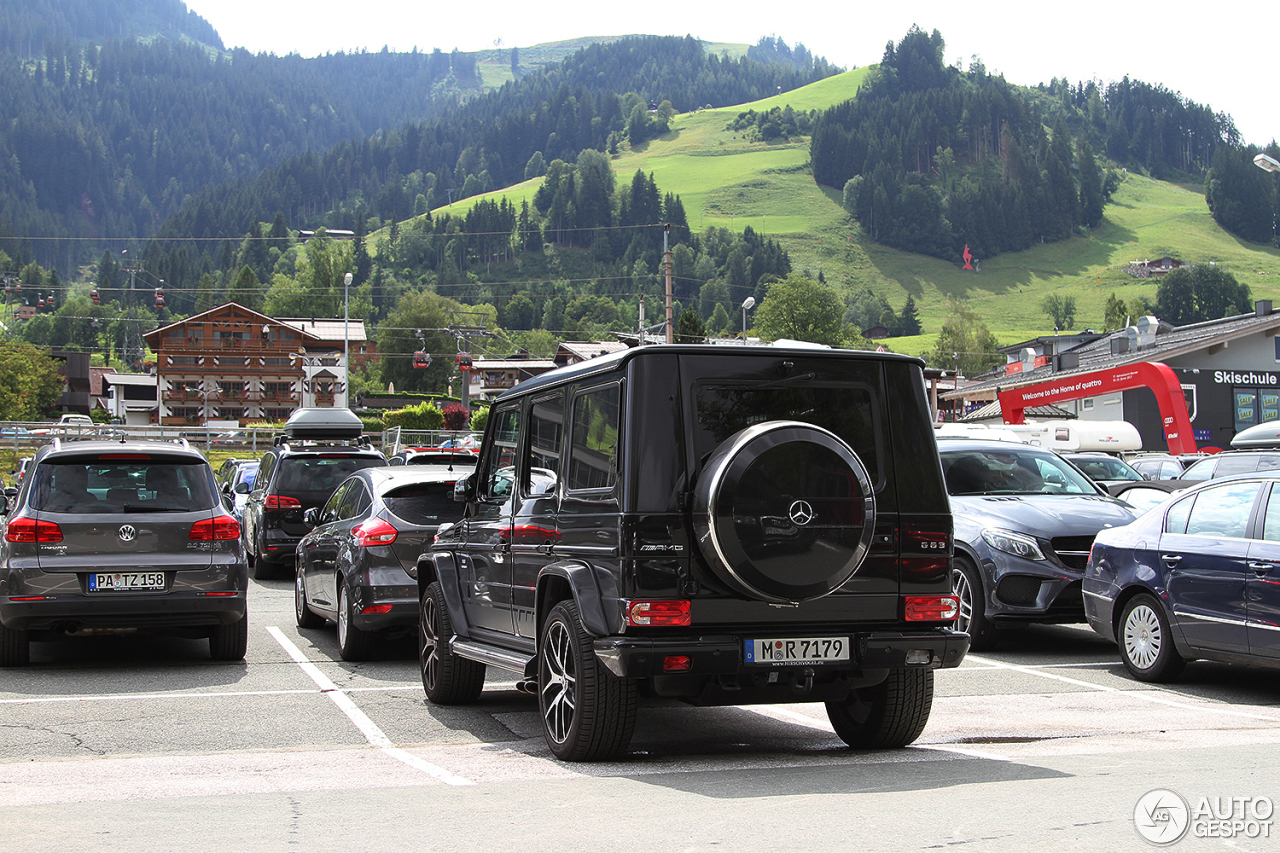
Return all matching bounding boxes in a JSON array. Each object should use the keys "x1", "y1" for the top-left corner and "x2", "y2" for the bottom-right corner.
[{"x1": 283, "y1": 407, "x2": 363, "y2": 440}]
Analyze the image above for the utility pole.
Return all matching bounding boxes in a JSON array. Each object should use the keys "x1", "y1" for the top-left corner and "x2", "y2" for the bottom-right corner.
[{"x1": 663, "y1": 224, "x2": 673, "y2": 344}]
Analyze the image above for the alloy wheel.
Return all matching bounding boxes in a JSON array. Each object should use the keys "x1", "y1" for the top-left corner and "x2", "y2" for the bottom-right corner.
[
  {"x1": 540, "y1": 619, "x2": 577, "y2": 745},
  {"x1": 420, "y1": 593, "x2": 440, "y2": 691}
]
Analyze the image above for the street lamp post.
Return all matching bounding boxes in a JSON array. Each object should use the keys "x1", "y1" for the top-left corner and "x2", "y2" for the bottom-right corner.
[
  {"x1": 343, "y1": 272, "x2": 352, "y2": 409},
  {"x1": 741, "y1": 296, "x2": 756, "y2": 345},
  {"x1": 1255, "y1": 153, "x2": 1280, "y2": 246}
]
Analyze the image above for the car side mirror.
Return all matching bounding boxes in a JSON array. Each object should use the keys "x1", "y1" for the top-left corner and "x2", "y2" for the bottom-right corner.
[
  {"x1": 234, "y1": 482, "x2": 251, "y2": 494},
  {"x1": 303, "y1": 507, "x2": 319, "y2": 528},
  {"x1": 453, "y1": 474, "x2": 475, "y2": 503}
]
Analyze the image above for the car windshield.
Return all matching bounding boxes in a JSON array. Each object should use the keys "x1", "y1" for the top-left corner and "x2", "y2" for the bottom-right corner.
[
  {"x1": 942, "y1": 448, "x2": 1098, "y2": 496},
  {"x1": 1072, "y1": 456, "x2": 1143, "y2": 482},
  {"x1": 30, "y1": 456, "x2": 214, "y2": 513}
]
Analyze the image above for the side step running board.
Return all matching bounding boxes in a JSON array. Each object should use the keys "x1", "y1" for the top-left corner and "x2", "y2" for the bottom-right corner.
[{"x1": 450, "y1": 636, "x2": 533, "y2": 674}]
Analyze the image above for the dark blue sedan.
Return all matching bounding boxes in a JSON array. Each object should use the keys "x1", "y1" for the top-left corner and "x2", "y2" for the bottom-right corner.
[{"x1": 1084, "y1": 473, "x2": 1280, "y2": 681}]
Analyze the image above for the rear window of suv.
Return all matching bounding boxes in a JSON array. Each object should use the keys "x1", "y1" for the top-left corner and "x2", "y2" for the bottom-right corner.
[
  {"x1": 31, "y1": 455, "x2": 214, "y2": 513},
  {"x1": 276, "y1": 455, "x2": 384, "y2": 493}
]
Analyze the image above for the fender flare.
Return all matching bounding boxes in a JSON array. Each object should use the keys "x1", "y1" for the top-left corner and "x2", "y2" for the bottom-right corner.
[
  {"x1": 420, "y1": 551, "x2": 473, "y2": 639},
  {"x1": 536, "y1": 559, "x2": 620, "y2": 638}
]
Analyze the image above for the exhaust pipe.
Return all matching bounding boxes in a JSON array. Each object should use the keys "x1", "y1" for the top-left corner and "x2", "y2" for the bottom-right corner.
[{"x1": 515, "y1": 679, "x2": 539, "y2": 695}]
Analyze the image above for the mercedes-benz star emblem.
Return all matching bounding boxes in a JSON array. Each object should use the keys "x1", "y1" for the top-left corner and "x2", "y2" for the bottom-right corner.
[
  {"x1": 788, "y1": 500, "x2": 815, "y2": 526},
  {"x1": 118, "y1": 524, "x2": 137, "y2": 542}
]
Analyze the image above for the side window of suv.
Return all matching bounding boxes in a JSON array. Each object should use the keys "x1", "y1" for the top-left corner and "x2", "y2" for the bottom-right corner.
[
  {"x1": 567, "y1": 384, "x2": 621, "y2": 492},
  {"x1": 480, "y1": 405, "x2": 521, "y2": 502},
  {"x1": 528, "y1": 393, "x2": 564, "y2": 494}
]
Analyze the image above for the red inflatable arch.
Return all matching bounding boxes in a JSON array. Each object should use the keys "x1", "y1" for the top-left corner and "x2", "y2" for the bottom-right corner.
[{"x1": 996, "y1": 361, "x2": 1197, "y2": 455}]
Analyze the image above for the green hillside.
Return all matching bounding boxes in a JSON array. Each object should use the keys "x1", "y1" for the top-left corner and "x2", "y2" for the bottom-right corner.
[{"x1": 418, "y1": 66, "x2": 1280, "y2": 358}]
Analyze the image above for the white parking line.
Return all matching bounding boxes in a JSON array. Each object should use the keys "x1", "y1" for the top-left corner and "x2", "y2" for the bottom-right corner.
[
  {"x1": 266, "y1": 626, "x2": 475, "y2": 786},
  {"x1": 965, "y1": 653, "x2": 1280, "y2": 722}
]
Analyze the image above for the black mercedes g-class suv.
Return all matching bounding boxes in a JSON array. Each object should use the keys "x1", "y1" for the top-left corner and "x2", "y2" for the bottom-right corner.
[
  {"x1": 241, "y1": 408, "x2": 386, "y2": 579},
  {"x1": 416, "y1": 345, "x2": 968, "y2": 760}
]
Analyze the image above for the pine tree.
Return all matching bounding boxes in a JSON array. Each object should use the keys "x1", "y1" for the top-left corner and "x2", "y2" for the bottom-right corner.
[{"x1": 899, "y1": 295, "x2": 921, "y2": 335}]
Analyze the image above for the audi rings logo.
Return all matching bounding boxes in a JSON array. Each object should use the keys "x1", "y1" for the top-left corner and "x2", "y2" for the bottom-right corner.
[
  {"x1": 117, "y1": 524, "x2": 137, "y2": 542},
  {"x1": 788, "y1": 500, "x2": 815, "y2": 526}
]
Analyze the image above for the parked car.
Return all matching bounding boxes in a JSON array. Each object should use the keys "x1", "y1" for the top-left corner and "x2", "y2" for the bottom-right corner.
[
  {"x1": 437, "y1": 435, "x2": 480, "y2": 452},
  {"x1": 1177, "y1": 450, "x2": 1280, "y2": 483},
  {"x1": 10, "y1": 457, "x2": 32, "y2": 488},
  {"x1": 1129, "y1": 452, "x2": 1209, "y2": 481},
  {"x1": 1109, "y1": 480, "x2": 1185, "y2": 513},
  {"x1": 221, "y1": 461, "x2": 259, "y2": 520},
  {"x1": 386, "y1": 448, "x2": 479, "y2": 470},
  {"x1": 1084, "y1": 473, "x2": 1280, "y2": 681},
  {"x1": 941, "y1": 438, "x2": 1137, "y2": 650},
  {"x1": 1062, "y1": 452, "x2": 1146, "y2": 490},
  {"x1": 240, "y1": 409, "x2": 386, "y2": 579},
  {"x1": 420, "y1": 344, "x2": 969, "y2": 761},
  {"x1": 215, "y1": 457, "x2": 244, "y2": 485},
  {"x1": 0, "y1": 437, "x2": 247, "y2": 666},
  {"x1": 211, "y1": 430, "x2": 250, "y2": 447},
  {"x1": 295, "y1": 467, "x2": 467, "y2": 660}
]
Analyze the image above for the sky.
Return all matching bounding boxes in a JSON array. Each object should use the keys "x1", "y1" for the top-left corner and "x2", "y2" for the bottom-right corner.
[{"x1": 184, "y1": 1, "x2": 1279, "y2": 146}]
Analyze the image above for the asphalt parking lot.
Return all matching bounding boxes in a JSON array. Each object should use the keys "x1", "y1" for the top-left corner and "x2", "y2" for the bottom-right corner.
[{"x1": 3, "y1": 577, "x2": 1279, "y2": 852}]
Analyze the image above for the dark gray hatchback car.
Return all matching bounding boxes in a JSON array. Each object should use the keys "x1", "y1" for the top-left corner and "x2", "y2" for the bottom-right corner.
[
  {"x1": 0, "y1": 438, "x2": 247, "y2": 666},
  {"x1": 295, "y1": 467, "x2": 468, "y2": 660}
]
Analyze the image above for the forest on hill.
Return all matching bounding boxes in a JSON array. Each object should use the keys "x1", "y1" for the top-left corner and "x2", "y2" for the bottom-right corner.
[
  {"x1": 811, "y1": 26, "x2": 1239, "y2": 264},
  {"x1": 0, "y1": 0, "x2": 222, "y2": 56}
]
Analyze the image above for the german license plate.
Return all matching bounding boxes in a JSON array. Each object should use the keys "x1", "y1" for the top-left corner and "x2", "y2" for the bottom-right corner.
[
  {"x1": 88, "y1": 572, "x2": 166, "y2": 591},
  {"x1": 745, "y1": 637, "x2": 850, "y2": 665}
]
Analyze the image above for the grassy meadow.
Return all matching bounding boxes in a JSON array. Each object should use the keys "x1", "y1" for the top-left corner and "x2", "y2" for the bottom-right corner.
[{"x1": 394, "y1": 66, "x2": 1280, "y2": 360}]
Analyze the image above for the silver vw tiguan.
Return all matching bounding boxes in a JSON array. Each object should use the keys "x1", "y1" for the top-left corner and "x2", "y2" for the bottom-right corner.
[{"x1": 0, "y1": 437, "x2": 248, "y2": 665}]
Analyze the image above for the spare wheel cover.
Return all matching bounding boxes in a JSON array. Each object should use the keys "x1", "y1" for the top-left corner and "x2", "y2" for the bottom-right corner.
[{"x1": 693, "y1": 420, "x2": 876, "y2": 603}]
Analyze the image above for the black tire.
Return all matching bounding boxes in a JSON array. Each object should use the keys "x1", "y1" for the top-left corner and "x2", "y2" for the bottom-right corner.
[
  {"x1": 336, "y1": 583, "x2": 377, "y2": 662},
  {"x1": 251, "y1": 534, "x2": 276, "y2": 580},
  {"x1": 419, "y1": 582, "x2": 485, "y2": 704},
  {"x1": 826, "y1": 668, "x2": 934, "y2": 749},
  {"x1": 693, "y1": 420, "x2": 877, "y2": 603},
  {"x1": 951, "y1": 556, "x2": 1001, "y2": 651},
  {"x1": 1119, "y1": 593, "x2": 1186, "y2": 683},
  {"x1": 294, "y1": 564, "x2": 324, "y2": 629},
  {"x1": 0, "y1": 622, "x2": 30, "y2": 667},
  {"x1": 209, "y1": 609, "x2": 248, "y2": 661},
  {"x1": 538, "y1": 599, "x2": 637, "y2": 762}
]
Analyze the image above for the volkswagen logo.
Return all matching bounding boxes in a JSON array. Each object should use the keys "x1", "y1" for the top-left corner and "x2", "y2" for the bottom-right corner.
[
  {"x1": 788, "y1": 500, "x2": 815, "y2": 526},
  {"x1": 117, "y1": 524, "x2": 137, "y2": 542}
]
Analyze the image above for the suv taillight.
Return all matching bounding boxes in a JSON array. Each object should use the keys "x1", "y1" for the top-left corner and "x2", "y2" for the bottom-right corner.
[
  {"x1": 903, "y1": 595, "x2": 959, "y2": 622},
  {"x1": 190, "y1": 515, "x2": 241, "y2": 541},
  {"x1": 353, "y1": 518, "x2": 398, "y2": 547},
  {"x1": 626, "y1": 600, "x2": 691, "y2": 626},
  {"x1": 5, "y1": 516, "x2": 63, "y2": 543},
  {"x1": 264, "y1": 494, "x2": 302, "y2": 509}
]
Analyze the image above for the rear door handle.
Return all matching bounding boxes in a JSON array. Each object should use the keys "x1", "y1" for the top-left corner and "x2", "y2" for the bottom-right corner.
[
  {"x1": 1161, "y1": 554, "x2": 1183, "y2": 564},
  {"x1": 1248, "y1": 561, "x2": 1278, "y2": 574}
]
